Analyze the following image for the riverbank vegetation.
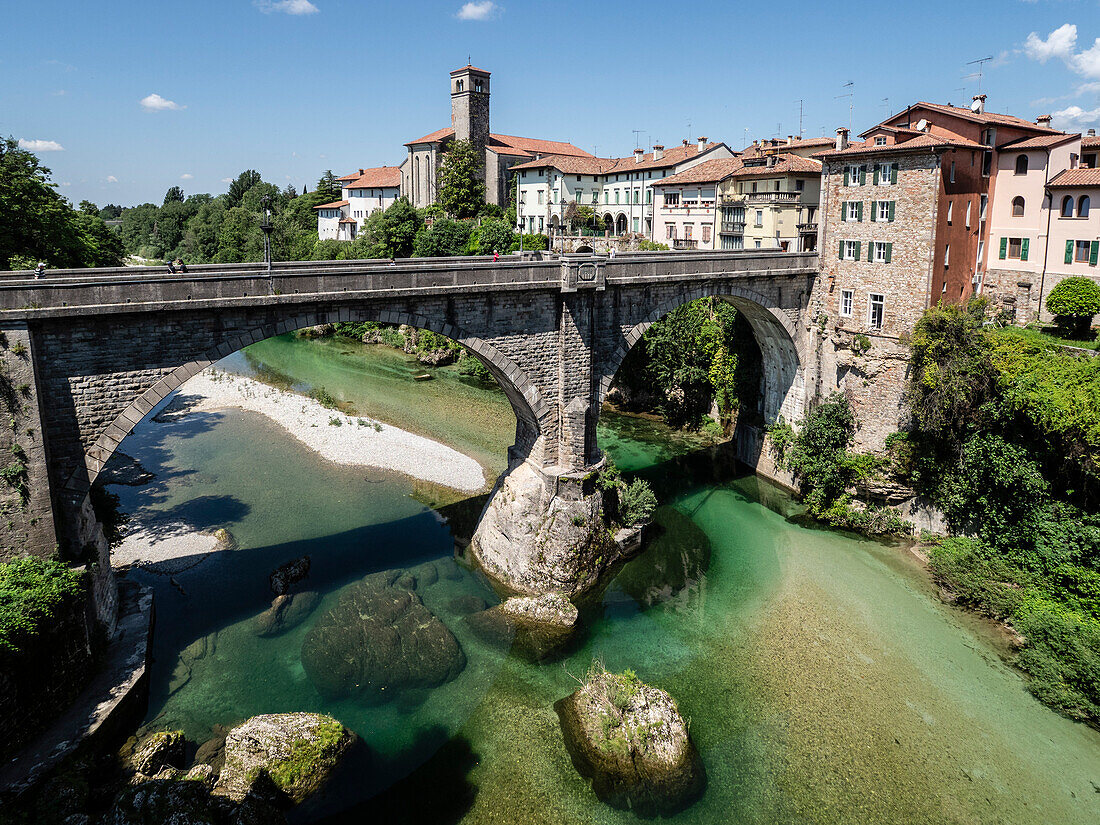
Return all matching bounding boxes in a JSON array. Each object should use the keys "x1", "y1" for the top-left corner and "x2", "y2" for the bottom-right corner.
[{"x1": 0, "y1": 555, "x2": 85, "y2": 657}]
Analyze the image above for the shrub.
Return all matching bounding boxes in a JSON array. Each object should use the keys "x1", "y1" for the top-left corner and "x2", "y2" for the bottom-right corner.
[
  {"x1": 0, "y1": 556, "x2": 85, "y2": 657},
  {"x1": 619, "y1": 478, "x2": 657, "y2": 525},
  {"x1": 1046, "y1": 277, "x2": 1100, "y2": 338},
  {"x1": 636, "y1": 239, "x2": 669, "y2": 251},
  {"x1": 780, "y1": 394, "x2": 857, "y2": 514}
]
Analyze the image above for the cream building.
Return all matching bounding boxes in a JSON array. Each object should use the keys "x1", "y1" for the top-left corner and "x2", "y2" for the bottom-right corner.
[
  {"x1": 718, "y1": 154, "x2": 822, "y2": 251},
  {"x1": 314, "y1": 166, "x2": 402, "y2": 240}
]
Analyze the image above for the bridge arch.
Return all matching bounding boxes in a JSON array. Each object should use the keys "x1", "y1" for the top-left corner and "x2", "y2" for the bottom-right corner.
[
  {"x1": 597, "y1": 284, "x2": 806, "y2": 426},
  {"x1": 67, "y1": 308, "x2": 550, "y2": 497}
]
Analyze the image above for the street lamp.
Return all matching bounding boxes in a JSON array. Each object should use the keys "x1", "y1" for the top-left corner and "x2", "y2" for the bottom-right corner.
[{"x1": 260, "y1": 194, "x2": 273, "y2": 273}]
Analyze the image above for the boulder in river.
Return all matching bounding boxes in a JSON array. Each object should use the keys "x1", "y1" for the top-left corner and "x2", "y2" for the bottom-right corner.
[
  {"x1": 269, "y1": 556, "x2": 310, "y2": 596},
  {"x1": 467, "y1": 592, "x2": 579, "y2": 661},
  {"x1": 129, "y1": 729, "x2": 186, "y2": 776},
  {"x1": 214, "y1": 712, "x2": 354, "y2": 805},
  {"x1": 252, "y1": 591, "x2": 321, "y2": 638},
  {"x1": 300, "y1": 569, "x2": 465, "y2": 701},
  {"x1": 416, "y1": 348, "x2": 458, "y2": 367},
  {"x1": 555, "y1": 663, "x2": 704, "y2": 816},
  {"x1": 613, "y1": 507, "x2": 712, "y2": 609},
  {"x1": 297, "y1": 324, "x2": 335, "y2": 339},
  {"x1": 106, "y1": 778, "x2": 287, "y2": 825}
]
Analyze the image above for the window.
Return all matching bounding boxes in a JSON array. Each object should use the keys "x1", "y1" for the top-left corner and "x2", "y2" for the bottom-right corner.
[
  {"x1": 1061, "y1": 195, "x2": 1074, "y2": 217},
  {"x1": 980, "y1": 194, "x2": 988, "y2": 220},
  {"x1": 604, "y1": 190, "x2": 609, "y2": 204},
  {"x1": 949, "y1": 161, "x2": 956, "y2": 184},
  {"x1": 1012, "y1": 196, "x2": 1025, "y2": 217},
  {"x1": 755, "y1": 209, "x2": 764, "y2": 226},
  {"x1": 947, "y1": 201, "x2": 953, "y2": 224},
  {"x1": 874, "y1": 242, "x2": 889, "y2": 263},
  {"x1": 977, "y1": 240, "x2": 985, "y2": 264},
  {"x1": 666, "y1": 223, "x2": 676, "y2": 239},
  {"x1": 1008, "y1": 237, "x2": 1022, "y2": 258},
  {"x1": 846, "y1": 165, "x2": 862, "y2": 186},
  {"x1": 456, "y1": 79, "x2": 464, "y2": 92},
  {"x1": 754, "y1": 239, "x2": 762, "y2": 248},
  {"x1": 878, "y1": 162, "x2": 894, "y2": 185},
  {"x1": 633, "y1": 217, "x2": 639, "y2": 233},
  {"x1": 537, "y1": 190, "x2": 544, "y2": 205},
  {"x1": 868, "y1": 293, "x2": 885, "y2": 329},
  {"x1": 538, "y1": 217, "x2": 544, "y2": 232},
  {"x1": 1076, "y1": 240, "x2": 1092, "y2": 262},
  {"x1": 684, "y1": 224, "x2": 693, "y2": 240},
  {"x1": 1079, "y1": 196, "x2": 1091, "y2": 218},
  {"x1": 774, "y1": 180, "x2": 781, "y2": 192},
  {"x1": 1013, "y1": 154, "x2": 1029, "y2": 175},
  {"x1": 592, "y1": 189, "x2": 599, "y2": 204},
  {"x1": 843, "y1": 240, "x2": 860, "y2": 261},
  {"x1": 965, "y1": 200, "x2": 971, "y2": 228},
  {"x1": 475, "y1": 79, "x2": 483, "y2": 92},
  {"x1": 944, "y1": 244, "x2": 950, "y2": 266},
  {"x1": 875, "y1": 136, "x2": 887, "y2": 146},
  {"x1": 876, "y1": 201, "x2": 888, "y2": 222},
  {"x1": 646, "y1": 189, "x2": 652, "y2": 204},
  {"x1": 633, "y1": 189, "x2": 640, "y2": 204},
  {"x1": 982, "y1": 151, "x2": 992, "y2": 177},
  {"x1": 615, "y1": 190, "x2": 620, "y2": 204},
  {"x1": 576, "y1": 175, "x2": 582, "y2": 182},
  {"x1": 845, "y1": 201, "x2": 860, "y2": 222},
  {"x1": 840, "y1": 289, "x2": 854, "y2": 317},
  {"x1": 665, "y1": 192, "x2": 680, "y2": 206},
  {"x1": 702, "y1": 226, "x2": 711, "y2": 243}
]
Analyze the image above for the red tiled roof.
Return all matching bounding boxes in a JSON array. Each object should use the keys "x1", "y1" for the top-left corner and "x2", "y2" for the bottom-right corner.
[
  {"x1": 741, "y1": 136, "x2": 834, "y2": 157},
  {"x1": 510, "y1": 142, "x2": 727, "y2": 175},
  {"x1": 1082, "y1": 135, "x2": 1100, "y2": 149},
  {"x1": 998, "y1": 133, "x2": 1078, "y2": 151},
  {"x1": 653, "y1": 158, "x2": 744, "y2": 186},
  {"x1": 338, "y1": 218, "x2": 357, "y2": 224},
  {"x1": 406, "y1": 126, "x2": 456, "y2": 146},
  {"x1": 347, "y1": 166, "x2": 402, "y2": 189},
  {"x1": 403, "y1": 127, "x2": 592, "y2": 158},
  {"x1": 313, "y1": 199, "x2": 349, "y2": 210},
  {"x1": 729, "y1": 154, "x2": 822, "y2": 178},
  {"x1": 1047, "y1": 168, "x2": 1100, "y2": 187},
  {"x1": 869, "y1": 102, "x2": 1060, "y2": 135},
  {"x1": 816, "y1": 132, "x2": 983, "y2": 158},
  {"x1": 450, "y1": 65, "x2": 490, "y2": 75},
  {"x1": 337, "y1": 171, "x2": 362, "y2": 182}
]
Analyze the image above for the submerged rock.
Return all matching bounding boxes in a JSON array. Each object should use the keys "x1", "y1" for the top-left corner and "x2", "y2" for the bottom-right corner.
[
  {"x1": 130, "y1": 730, "x2": 186, "y2": 776},
  {"x1": 613, "y1": 507, "x2": 712, "y2": 609},
  {"x1": 467, "y1": 592, "x2": 579, "y2": 660},
  {"x1": 107, "y1": 778, "x2": 288, "y2": 825},
  {"x1": 447, "y1": 594, "x2": 487, "y2": 615},
  {"x1": 214, "y1": 713, "x2": 353, "y2": 805},
  {"x1": 555, "y1": 664, "x2": 704, "y2": 816},
  {"x1": 269, "y1": 556, "x2": 310, "y2": 596},
  {"x1": 469, "y1": 462, "x2": 621, "y2": 597},
  {"x1": 300, "y1": 569, "x2": 465, "y2": 701},
  {"x1": 252, "y1": 591, "x2": 321, "y2": 638}
]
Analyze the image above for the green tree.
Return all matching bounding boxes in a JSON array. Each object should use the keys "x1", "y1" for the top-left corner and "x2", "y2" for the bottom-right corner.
[
  {"x1": 476, "y1": 217, "x2": 514, "y2": 255},
  {"x1": 438, "y1": 139, "x2": 485, "y2": 219},
  {"x1": 1046, "y1": 277, "x2": 1100, "y2": 338},
  {"x1": 163, "y1": 185, "x2": 184, "y2": 205},
  {"x1": 70, "y1": 210, "x2": 125, "y2": 267},
  {"x1": 214, "y1": 207, "x2": 262, "y2": 262},
  {"x1": 118, "y1": 203, "x2": 159, "y2": 256},
  {"x1": 78, "y1": 200, "x2": 99, "y2": 215},
  {"x1": 0, "y1": 136, "x2": 84, "y2": 268},
  {"x1": 177, "y1": 199, "x2": 227, "y2": 263},
  {"x1": 226, "y1": 170, "x2": 262, "y2": 207},
  {"x1": 779, "y1": 394, "x2": 858, "y2": 514},
  {"x1": 413, "y1": 218, "x2": 473, "y2": 258},
  {"x1": 315, "y1": 170, "x2": 340, "y2": 202}
]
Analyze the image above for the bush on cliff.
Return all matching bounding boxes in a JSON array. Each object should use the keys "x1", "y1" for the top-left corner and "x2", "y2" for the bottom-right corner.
[{"x1": 0, "y1": 556, "x2": 85, "y2": 658}]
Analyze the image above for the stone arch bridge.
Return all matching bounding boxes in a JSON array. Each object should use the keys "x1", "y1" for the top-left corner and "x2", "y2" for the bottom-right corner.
[{"x1": 0, "y1": 250, "x2": 818, "y2": 622}]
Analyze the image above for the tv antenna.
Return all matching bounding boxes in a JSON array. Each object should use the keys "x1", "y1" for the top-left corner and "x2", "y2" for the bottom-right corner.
[
  {"x1": 966, "y1": 56, "x2": 993, "y2": 93},
  {"x1": 796, "y1": 99, "x2": 804, "y2": 137},
  {"x1": 632, "y1": 129, "x2": 643, "y2": 149},
  {"x1": 835, "y1": 81, "x2": 854, "y2": 130}
]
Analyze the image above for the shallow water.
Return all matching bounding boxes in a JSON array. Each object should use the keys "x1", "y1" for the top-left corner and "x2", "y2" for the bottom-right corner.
[{"x1": 111, "y1": 334, "x2": 1100, "y2": 825}]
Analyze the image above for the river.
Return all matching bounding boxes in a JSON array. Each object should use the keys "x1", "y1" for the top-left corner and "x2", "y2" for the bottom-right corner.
[{"x1": 106, "y1": 333, "x2": 1100, "y2": 825}]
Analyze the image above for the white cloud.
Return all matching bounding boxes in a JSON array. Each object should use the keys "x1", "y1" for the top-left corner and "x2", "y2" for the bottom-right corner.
[
  {"x1": 1052, "y1": 104, "x2": 1100, "y2": 130},
  {"x1": 59, "y1": 182, "x2": 71, "y2": 187},
  {"x1": 180, "y1": 173, "x2": 194, "y2": 180},
  {"x1": 1024, "y1": 23, "x2": 1077, "y2": 63},
  {"x1": 106, "y1": 175, "x2": 118, "y2": 183},
  {"x1": 1076, "y1": 80, "x2": 1100, "y2": 95},
  {"x1": 140, "y1": 93, "x2": 183, "y2": 111},
  {"x1": 1070, "y1": 37, "x2": 1100, "y2": 79},
  {"x1": 221, "y1": 177, "x2": 233, "y2": 183},
  {"x1": 255, "y1": 0, "x2": 319, "y2": 14},
  {"x1": 456, "y1": 1, "x2": 500, "y2": 21},
  {"x1": 18, "y1": 138, "x2": 64, "y2": 152},
  {"x1": 51, "y1": 89, "x2": 66, "y2": 96}
]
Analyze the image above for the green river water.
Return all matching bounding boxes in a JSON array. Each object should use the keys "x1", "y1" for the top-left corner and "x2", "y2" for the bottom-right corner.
[{"x1": 109, "y1": 334, "x2": 1100, "y2": 825}]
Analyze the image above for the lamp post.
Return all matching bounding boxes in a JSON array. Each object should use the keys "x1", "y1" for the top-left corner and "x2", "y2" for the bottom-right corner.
[{"x1": 260, "y1": 195, "x2": 273, "y2": 273}]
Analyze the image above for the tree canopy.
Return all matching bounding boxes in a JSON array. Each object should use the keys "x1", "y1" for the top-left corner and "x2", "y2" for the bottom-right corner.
[{"x1": 438, "y1": 139, "x2": 485, "y2": 219}]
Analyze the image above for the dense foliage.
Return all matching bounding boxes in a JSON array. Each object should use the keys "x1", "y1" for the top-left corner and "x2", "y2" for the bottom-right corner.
[
  {"x1": 900, "y1": 298, "x2": 1100, "y2": 723},
  {"x1": 0, "y1": 137, "x2": 124, "y2": 269},
  {"x1": 438, "y1": 139, "x2": 485, "y2": 219},
  {"x1": 0, "y1": 556, "x2": 85, "y2": 658},
  {"x1": 1045, "y1": 277, "x2": 1100, "y2": 338}
]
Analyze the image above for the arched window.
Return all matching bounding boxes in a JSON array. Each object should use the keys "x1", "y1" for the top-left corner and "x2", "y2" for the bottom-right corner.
[
  {"x1": 1079, "y1": 196, "x2": 1091, "y2": 218},
  {"x1": 1015, "y1": 154, "x2": 1028, "y2": 175},
  {"x1": 1061, "y1": 195, "x2": 1075, "y2": 217},
  {"x1": 1012, "y1": 196, "x2": 1025, "y2": 217}
]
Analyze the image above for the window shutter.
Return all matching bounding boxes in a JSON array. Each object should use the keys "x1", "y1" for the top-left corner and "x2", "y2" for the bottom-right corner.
[
  {"x1": 839, "y1": 240, "x2": 844, "y2": 260},
  {"x1": 999, "y1": 237, "x2": 1007, "y2": 259},
  {"x1": 890, "y1": 164, "x2": 898, "y2": 185},
  {"x1": 873, "y1": 165, "x2": 879, "y2": 185},
  {"x1": 843, "y1": 168, "x2": 849, "y2": 187},
  {"x1": 860, "y1": 166, "x2": 867, "y2": 185},
  {"x1": 870, "y1": 200, "x2": 878, "y2": 221},
  {"x1": 1066, "y1": 240, "x2": 1074, "y2": 265},
  {"x1": 885, "y1": 242, "x2": 893, "y2": 263},
  {"x1": 857, "y1": 201, "x2": 864, "y2": 222},
  {"x1": 888, "y1": 201, "x2": 895, "y2": 222},
  {"x1": 1021, "y1": 238, "x2": 1029, "y2": 262},
  {"x1": 868, "y1": 243, "x2": 876, "y2": 262},
  {"x1": 855, "y1": 241, "x2": 862, "y2": 261},
  {"x1": 1091, "y1": 241, "x2": 1099, "y2": 266}
]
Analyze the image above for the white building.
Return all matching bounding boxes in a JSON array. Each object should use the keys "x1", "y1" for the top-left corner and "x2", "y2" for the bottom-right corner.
[
  {"x1": 510, "y1": 139, "x2": 736, "y2": 238},
  {"x1": 650, "y1": 158, "x2": 743, "y2": 250},
  {"x1": 315, "y1": 166, "x2": 402, "y2": 240}
]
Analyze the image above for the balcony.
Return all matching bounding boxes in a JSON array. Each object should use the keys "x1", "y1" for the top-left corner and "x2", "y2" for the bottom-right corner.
[
  {"x1": 671, "y1": 239, "x2": 698, "y2": 250},
  {"x1": 745, "y1": 191, "x2": 801, "y2": 204},
  {"x1": 720, "y1": 221, "x2": 745, "y2": 234},
  {"x1": 797, "y1": 222, "x2": 818, "y2": 233}
]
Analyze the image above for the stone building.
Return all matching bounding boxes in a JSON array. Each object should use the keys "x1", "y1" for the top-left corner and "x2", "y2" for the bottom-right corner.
[{"x1": 399, "y1": 66, "x2": 592, "y2": 209}]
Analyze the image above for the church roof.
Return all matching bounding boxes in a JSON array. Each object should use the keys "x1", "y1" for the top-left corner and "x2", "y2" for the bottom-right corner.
[{"x1": 403, "y1": 127, "x2": 592, "y2": 158}]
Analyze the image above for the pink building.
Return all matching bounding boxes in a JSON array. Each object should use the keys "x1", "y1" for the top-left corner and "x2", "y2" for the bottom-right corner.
[{"x1": 1042, "y1": 168, "x2": 1100, "y2": 319}]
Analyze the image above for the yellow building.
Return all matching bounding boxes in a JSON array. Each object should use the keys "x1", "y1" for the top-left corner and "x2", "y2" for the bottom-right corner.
[{"x1": 717, "y1": 153, "x2": 822, "y2": 251}]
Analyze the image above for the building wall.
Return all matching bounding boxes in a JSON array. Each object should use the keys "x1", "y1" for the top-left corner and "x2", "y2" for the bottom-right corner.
[
  {"x1": 933, "y1": 147, "x2": 985, "y2": 303},
  {"x1": 346, "y1": 187, "x2": 400, "y2": 221},
  {"x1": 651, "y1": 183, "x2": 718, "y2": 249},
  {"x1": 404, "y1": 145, "x2": 439, "y2": 208},
  {"x1": 317, "y1": 209, "x2": 343, "y2": 240},
  {"x1": 1041, "y1": 187, "x2": 1100, "y2": 321}
]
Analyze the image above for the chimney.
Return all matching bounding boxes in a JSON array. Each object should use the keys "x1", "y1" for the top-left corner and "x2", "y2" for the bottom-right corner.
[
  {"x1": 836, "y1": 127, "x2": 849, "y2": 151},
  {"x1": 1088, "y1": 128, "x2": 1097, "y2": 137},
  {"x1": 766, "y1": 154, "x2": 777, "y2": 168},
  {"x1": 359, "y1": 169, "x2": 364, "y2": 175},
  {"x1": 634, "y1": 148, "x2": 644, "y2": 163},
  {"x1": 653, "y1": 144, "x2": 664, "y2": 160},
  {"x1": 1036, "y1": 114, "x2": 1052, "y2": 128},
  {"x1": 697, "y1": 136, "x2": 708, "y2": 152},
  {"x1": 972, "y1": 94, "x2": 986, "y2": 114},
  {"x1": 787, "y1": 135, "x2": 794, "y2": 145},
  {"x1": 682, "y1": 139, "x2": 690, "y2": 147}
]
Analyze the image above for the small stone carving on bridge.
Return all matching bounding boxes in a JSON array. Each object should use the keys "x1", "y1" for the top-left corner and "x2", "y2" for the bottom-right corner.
[{"x1": 561, "y1": 257, "x2": 605, "y2": 293}]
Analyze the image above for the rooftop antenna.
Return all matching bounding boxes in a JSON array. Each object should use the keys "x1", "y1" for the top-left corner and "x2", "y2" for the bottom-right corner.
[
  {"x1": 882, "y1": 97, "x2": 889, "y2": 114},
  {"x1": 835, "y1": 81, "x2": 854, "y2": 131},
  {"x1": 796, "y1": 99, "x2": 804, "y2": 137},
  {"x1": 632, "y1": 129, "x2": 642, "y2": 149},
  {"x1": 966, "y1": 56, "x2": 993, "y2": 93}
]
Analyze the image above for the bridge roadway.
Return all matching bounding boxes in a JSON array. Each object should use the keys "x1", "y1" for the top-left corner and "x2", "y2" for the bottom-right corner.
[{"x1": 0, "y1": 249, "x2": 818, "y2": 627}]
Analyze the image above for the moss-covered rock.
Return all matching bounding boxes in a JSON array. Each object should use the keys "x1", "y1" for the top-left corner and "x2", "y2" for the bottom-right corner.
[
  {"x1": 214, "y1": 713, "x2": 353, "y2": 805},
  {"x1": 300, "y1": 569, "x2": 465, "y2": 701},
  {"x1": 251, "y1": 591, "x2": 320, "y2": 638},
  {"x1": 555, "y1": 663, "x2": 704, "y2": 816},
  {"x1": 130, "y1": 730, "x2": 186, "y2": 776},
  {"x1": 467, "y1": 592, "x2": 579, "y2": 661}
]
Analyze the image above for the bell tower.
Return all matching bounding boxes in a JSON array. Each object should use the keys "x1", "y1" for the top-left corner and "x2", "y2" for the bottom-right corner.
[{"x1": 450, "y1": 65, "x2": 490, "y2": 151}]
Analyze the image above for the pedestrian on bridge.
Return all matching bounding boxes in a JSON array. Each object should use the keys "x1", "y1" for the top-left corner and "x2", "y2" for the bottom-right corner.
[{"x1": 34, "y1": 262, "x2": 46, "y2": 279}]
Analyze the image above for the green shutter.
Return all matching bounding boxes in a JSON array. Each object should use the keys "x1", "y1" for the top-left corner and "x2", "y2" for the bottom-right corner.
[
  {"x1": 839, "y1": 240, "x2": 844, "y2": 260},
  {"x1": 885, "y1": 242, "x2": 893, "y2": 263},
  {"x1": 867, "y1": 243, "x2": 875, "y2": 262},
  {"x1": 1066, "y1": 240, "x2": 1074, "y2": 265},
  {"x1": 860, "y1": 166, "x2": 867, "y2": 185},
  {"x1": 1021, "y1": 238, "x2": 1029, "y2": 262},
  {"x1": 855, "y1": 241, "x2": 862, "y2": 261},
  {"x1": 890, "y1": 164, "x2": 898, "y2": 185},
  {"x1": 873, "y1": 165, "x2": 879, "y2": 185},
  {"x1": 999, "y1": 237, "x2": 1008, "y2": 259},
  {"x1": 843, "y1": 168, "x2": 849, "y2": 187},
  {"x1": 856, "y1": 201, "x2": 863, "y2": 222},
  {"x1": 1091, "y1": 241, "x2": 1099, "y2": 266},
  {"x1": 888, "y1": 201, "x2": 895, "y2": 221}
]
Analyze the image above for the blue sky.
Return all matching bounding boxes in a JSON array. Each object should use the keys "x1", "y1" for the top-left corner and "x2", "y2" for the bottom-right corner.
[{"x1": 3, "y1": 0, "x2": 1099, "y2": 206}]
